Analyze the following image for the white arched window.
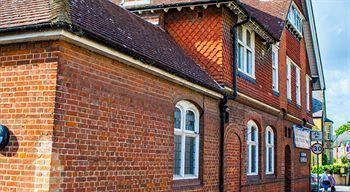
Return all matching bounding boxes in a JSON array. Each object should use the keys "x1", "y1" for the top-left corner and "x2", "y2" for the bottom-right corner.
[
  {"x1": 247, "y1": 120, "x2": 259, "y2": 175},
  {"x1": 265, "y1": 126, "x2": 275, "y2": 174},
  {"x1": 173, "y1": 101, "x2": 200, "y2": 180}
]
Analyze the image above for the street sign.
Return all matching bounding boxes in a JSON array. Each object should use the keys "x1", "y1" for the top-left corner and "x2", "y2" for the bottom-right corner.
[
  {"x1": 311, "y1": 131, "x2": 323, "y2": 141},
  {"x1": 311, "y1": 143, "x2": 324, "y2": 155}
]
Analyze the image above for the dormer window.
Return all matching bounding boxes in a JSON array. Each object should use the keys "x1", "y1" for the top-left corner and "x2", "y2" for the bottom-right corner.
[{"x1": 287, "y1": 3, "x2": 303, "y2": 37}]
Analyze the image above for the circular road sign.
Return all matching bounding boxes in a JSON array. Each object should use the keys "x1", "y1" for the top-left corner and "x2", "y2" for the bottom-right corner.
[
  {"x1": 346, "y1": 153, "x2": 350, "y2": 160},
  {"x1": 311, "y1": 143, "x2": 324, "y2": 155}
]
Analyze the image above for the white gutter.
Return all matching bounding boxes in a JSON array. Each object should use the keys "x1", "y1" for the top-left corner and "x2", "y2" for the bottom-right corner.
[{"x1": 0, "y1": 30, "x2": 223, "y2": 99}]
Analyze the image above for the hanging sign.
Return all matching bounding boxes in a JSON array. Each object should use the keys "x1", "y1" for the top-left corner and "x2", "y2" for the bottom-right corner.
[
  {"x1": 311, "y1": 143, "x2": 324, "y2": 155},
  {"x1": 311, "y1": 131, "x2": 323, "y2": 141},
  {"x1": 293, "y1": 125, "x2": 311, "y2": 149},
  {"x1": 0, "y1": 125, "x2": 10, "y2": 150}
]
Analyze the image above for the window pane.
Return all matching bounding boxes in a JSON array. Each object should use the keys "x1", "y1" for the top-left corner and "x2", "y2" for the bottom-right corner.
[
  {"x1": 251, "y1": 145, "x2": 256, "y2": 173},
  {"x1": 174, "y1": 135, "x2": 182, "y2": 175},
  {"x1": 174, "y1": 108, "x2": 181, "y2": 129},
  {"x1": 185, "y1": 111, "x2": 195, "y2": 131},
  {"x1": 272, "y1": 69, "x2": 277, "y2": 89},
  {"x1": 268, "y1": 131, "x2": 271, "y2": 144},
  {"x1": 238, "y1": 44, "x2": 244, "y2": 70},
  {"x1": 246, "y1": 30, "x2": 251, "y2": 48},
  {"x1": 268, "y1": 147, "x2": 273, "y2": 172},
  {"x1": 250, "y1": 126, "x2": 256, "y2": 142},
  {"x1": 247, "y1": 144, "x2": 251, "y2": 173},
  {"x1": 246, "y1": 50, "x2": 253, "y2": 75},
  {"x1": 238, "y1": 26, "x2": 243, "y2": 41},
  {"x1": 185, "y1": 137, "x2": 196, "y2": 175}
]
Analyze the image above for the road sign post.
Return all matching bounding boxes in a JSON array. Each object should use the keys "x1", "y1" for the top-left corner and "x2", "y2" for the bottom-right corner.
[{"x1": 311, "y1": 142, "x2": 324, "y2": 192}]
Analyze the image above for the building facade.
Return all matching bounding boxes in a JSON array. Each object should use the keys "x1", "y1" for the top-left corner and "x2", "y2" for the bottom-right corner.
[{"x1": 0, "y1": 0, "x2": 324, "y2": 191}]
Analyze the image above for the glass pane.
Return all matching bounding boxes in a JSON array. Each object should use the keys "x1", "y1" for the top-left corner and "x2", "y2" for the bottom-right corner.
[
  {"x1": 174, "y1": 108, "x2": 181, "y2": 129},
  {"x1": 237, "y1": 26, "x2": 243, "y2": 41},
  {"x1": 251, "y1": 145, "x2": 256, "y2": 173},
  {"x1": 246, "y1": 50, "x2": 253, "y2": 75},
  {"x1": 250, "y1": 126, "x2": 256, "y2": 142},
  {"x1": 246, "y1": 30, "x2": 251, "y2": 48},
  {"x1": 268, "y1": 147, "x2": 273, "y2": 172},
  {"x1": 272, "y1": 51, "x2": 276, "y2": 67},
  {"x1": 272, "y1": 69, "x2": 277, "y2": 88},
  {"x1": 174, "y1": 135, "x2": 182, "y2": 176},
  {"x1": 268, "y1": 131, "x2": 271, "y2": 144},
  {"x1": 238, "y1": 44, "x2": 244, "y2": 70},
  {"x1": 185, "y1": 111, "x2": 195, "y2": 131},
  {"x1": 185, "y1": 137, "x2": 196, "y2": 175}
]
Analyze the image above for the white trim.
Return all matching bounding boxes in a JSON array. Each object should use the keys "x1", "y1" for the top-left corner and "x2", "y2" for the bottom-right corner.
[
  {"x1": 0, "y1": 30, "x2": 223, "y2": 99},
  {"x1": 306, "y1": 75, "x2": 311, "y2": 111},
  {"x1": 286, "y1": 58, "x2": 292, "y2": 100},
  {"x1": 247, "y1": 120, "x2": 259, "y2": 176},
  {"x1": 296, "y1": 68, "x2": 301, "y2": 105},
  {"x1": 121, "y1": 0, "x2": 150, "y2": 7},
  {"x1": 272, "y1": 46, "x2": 279, "y2": 92},
  {"x1": 237, "y1": 25, "x2": 256, "y2": 78},
  {"x1": 265, "y1": 126, "x2": 274, "y2": 174},
  {"x1": 173, "y1": 101, "x2": 200, "y2": 180}
]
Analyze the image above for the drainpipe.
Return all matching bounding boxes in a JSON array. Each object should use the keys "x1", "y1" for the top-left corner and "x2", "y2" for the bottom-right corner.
[{"x1": 218, "y1": 15, "x2": 250, "y2": 192}]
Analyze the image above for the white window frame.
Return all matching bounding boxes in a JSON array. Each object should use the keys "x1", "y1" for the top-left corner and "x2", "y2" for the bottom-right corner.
[
  {"x1": 272, "y1": 46, "x2": 279, "y2": 92},
  {"x1": 237, "y1": 25, "x2": 256, "y2": 78},
  {"x1": 121, "y1": 0, "x2": 150, "y2": 7},
  {"x1": 265, "y1": 126, "x2": 274, "y2": 174},
  {"x1": 306, "y1": 75, "x2": 311, "y2": 111},
  {"x1": 173, "y1": 101, "x2": 200, "y2": 180},
  {"x1": 286, "y1": 58, "x2": 292, "y2": 100},
  {"x1": 287, "y1": 2, "x2": 304, "y2": 35},
  {"x1": 296, "y1": 67, "x2": 301, "y2": 106},
  {"x1": 247, "y1": 120, "x2": 259, "y2": 175}
]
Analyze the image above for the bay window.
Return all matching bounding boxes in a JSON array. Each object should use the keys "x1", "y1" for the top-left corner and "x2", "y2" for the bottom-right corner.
[{"x1": 173, "y1": 101, "x2": 199, "y2": 180}]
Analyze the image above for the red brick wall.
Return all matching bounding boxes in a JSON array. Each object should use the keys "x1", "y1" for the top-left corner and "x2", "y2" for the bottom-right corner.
[
  {"x1": 0, "y1": 42, "x2": 59, "y2": 191},
  {"x1": 49, "y1": 41, "x2": 221, "y2": 191},
  {"x1": 226, "y1": 100, "x2": 310, "y2": 192}
]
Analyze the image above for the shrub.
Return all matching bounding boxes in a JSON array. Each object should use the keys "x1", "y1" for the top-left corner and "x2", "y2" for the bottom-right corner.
[{"x1": 311, "y1": 164, "x2": 349, "y2": 174}]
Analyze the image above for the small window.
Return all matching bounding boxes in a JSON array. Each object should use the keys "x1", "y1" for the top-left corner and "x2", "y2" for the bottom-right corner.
[
  {"x1": 247, "y1": 120, "x2": 259, "y2": 175},
  {"x1": 287, "y1": 3, "x2": 303, "y2": 34},
  {"x1": 286, "y1": 58, "x2": 292, "y2": 100},
  {"x1": 272, "y1": 46, "x2": 279, "y2": 92},
  {"x1": 296, "y1": 68, "x2": 301, "y2": 105},
  {"x1": 306, "y1": 76, "x2": 311, "y2": 111},
  {"x1": 237, "y1": 26, "x2": 255, "y2": 78},
  {"x1": 173, "y1": 101, "x2": 200, "y2": 180},
  {"x1": 265, "y1": 127, "x2": 275, "y2": 174}
]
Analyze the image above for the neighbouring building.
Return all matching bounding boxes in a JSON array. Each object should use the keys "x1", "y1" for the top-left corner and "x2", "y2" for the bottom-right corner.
[{"x1": 0, "y1": 0, "x2": 324, "y2": 192}]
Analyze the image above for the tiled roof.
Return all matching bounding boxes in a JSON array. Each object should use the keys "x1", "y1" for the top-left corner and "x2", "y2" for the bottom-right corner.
[
  {"x1": 0, "y1": 0, "x2": 222, "y2": 92},
  {"x1": 239, "y1": 0, "x2": 291, "y2": 40}
]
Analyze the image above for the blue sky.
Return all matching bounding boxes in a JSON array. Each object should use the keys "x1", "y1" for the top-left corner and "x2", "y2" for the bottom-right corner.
[{"x1": 312, "y1": 0, "x2": 350, "y2": 129}]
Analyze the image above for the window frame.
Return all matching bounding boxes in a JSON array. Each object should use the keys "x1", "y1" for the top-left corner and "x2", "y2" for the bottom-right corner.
[
  {"x1": 272, "y1": 46, "x2": 279, "y2": 92},
  {"x1": 286, "y1": 58, "x2": 292, "y2": 100},
  {"x1": 287, "y1": 2, "x2": 304, "y2": 35},
  {"x1": 237, "y1": 25, "x2": 256, "y2": 78},
  {"x1": 265, "y1": 126, "x2": 275, "y2": 174},
  {"x1": 247, "y1": 120, "x2": 259, "y2": 176},
  {"x1": 296, "y1": 67, "x2": 301, "y2": 106},
  {"x1": 173, "y1": 101, "x2": 200, "y2": 180},
  {"x1": 306, "y1": 75, "x2": 312, "y2": 111}
]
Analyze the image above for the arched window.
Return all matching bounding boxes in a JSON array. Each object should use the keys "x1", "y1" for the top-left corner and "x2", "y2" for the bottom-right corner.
[
  {"x1": 266, "y1": 126, "x2": 275, "y2": 174},
  {"x1": 173, "y1": 101, "x2": 200, "y2": 180},
  {"x1": 247, "y1": 120, "x2": 259, "y2": 175}
]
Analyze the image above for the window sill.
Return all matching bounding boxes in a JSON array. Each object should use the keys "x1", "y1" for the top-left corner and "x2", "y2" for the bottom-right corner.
[
  {"x1": 238, "y1": 71, "x2": 256, "y2": 84},
  {"x1": 173, "y1": 178, "x2": 202, "y2": 191},
  {"x1": 247, "y1": 174, "x2": 260, "y2": 184},
  {"x1": 273, "y1": 91, "x2": 280, "y2": 97},
  {"x1": 287, "y1": 99, "x2": 292, "y2": 104}
]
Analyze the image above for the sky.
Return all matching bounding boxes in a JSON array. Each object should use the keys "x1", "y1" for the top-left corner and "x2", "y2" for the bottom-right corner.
[{"x1": 312, "y1": 0, "x2": 350, "y2": 129}]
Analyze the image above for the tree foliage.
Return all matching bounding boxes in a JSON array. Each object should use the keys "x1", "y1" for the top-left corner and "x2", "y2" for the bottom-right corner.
[{"x1": 335, "y1": 121, "x2": 350, "y2": 136}]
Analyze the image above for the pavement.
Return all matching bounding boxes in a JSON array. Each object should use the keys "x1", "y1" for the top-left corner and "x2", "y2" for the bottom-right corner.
[{"x1": 318, "y1": 185, "x2": 350, "y2": 192}]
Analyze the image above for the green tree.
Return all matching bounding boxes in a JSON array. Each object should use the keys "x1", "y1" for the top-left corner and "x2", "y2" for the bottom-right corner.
[{"x1": 335, "y1": 121, "x2": 350, "y2": 136}]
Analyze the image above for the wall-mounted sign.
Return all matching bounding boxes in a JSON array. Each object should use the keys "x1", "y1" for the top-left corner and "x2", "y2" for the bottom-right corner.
[
  {"x1": 311, "y1": 131, "x2": 323, "y2": 141},
  {"x1": 300, "y1": 152, "x2": 307, "y2": 163},
  {"x1": 293, "y1": 125, "x2": 311, "y2": 149},
  {"x1": 0, "y1": 125, "x2": 10, "y2": 149},
  {"x1": 311, "y1": 143, "x2": 324, "y2": 155}
]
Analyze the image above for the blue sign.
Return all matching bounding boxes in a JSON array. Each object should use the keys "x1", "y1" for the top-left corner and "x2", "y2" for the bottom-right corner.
[
  {"x1": 0, "y1": 125, "x2": 10, "y2": 149},
  {"x1": 347, "y1": 145, "x2": 350, "y2": 153}
]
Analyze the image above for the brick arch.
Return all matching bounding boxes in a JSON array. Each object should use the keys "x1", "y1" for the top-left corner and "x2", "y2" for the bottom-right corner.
[
  {"x1": 224, "y1": 124, "x2": 242, "y2": 192},
  {"x1": 172, "y1": 94, "x2": 204, "y2": 112}
]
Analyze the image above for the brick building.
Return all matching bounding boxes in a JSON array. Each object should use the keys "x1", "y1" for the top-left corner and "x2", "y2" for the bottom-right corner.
[{"x1": 0, "y1": 0, "x2": 324, "y2": 192}]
